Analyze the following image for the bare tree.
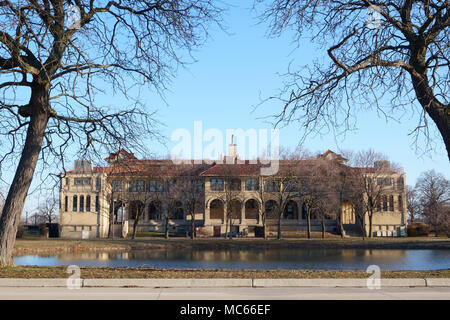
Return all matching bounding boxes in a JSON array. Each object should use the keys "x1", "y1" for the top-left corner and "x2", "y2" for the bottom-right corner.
[
  {"x1": 258, "y1": 1, "x2": 450, "y2": 159},
  {"x1": 350, "y1": 149, "x2": 401, "y2": 238},
  {"x1": 160, "y1": 173, "x2": 183, "y2": 239},
  {"x1": 312, "y1": 160, "x2": 339, "y2": 238},
  {"x1": 415, "y1": 170, "x2": 450, "y2": 236},
  {"x1": 179, "y1": 177, "x2": 205, "y2": 239},
  {"x1": 127, "y1": 183, "x2": 150, "y2": 240},
  {"x1": 223, "y1": 172, "x2": 241, "y2": 240},
  {"x1": 269, "y1": 158, "x2": 298, "y2": 240},
  {"x1": 406, "y1": 185, "x2": 422, "y2": 222},
  {"x1": 327, "y1": 152, "x2": 355, "y2": 238},
  {"x1": 0, "y1": 1, "x2": 224, "y2": 266},
  {"x1": 37, "y1": 196, "x2": 58, "y2": 225},
  {"x1": 255, "y1": 175, "x2": 268, "y2": 239}
]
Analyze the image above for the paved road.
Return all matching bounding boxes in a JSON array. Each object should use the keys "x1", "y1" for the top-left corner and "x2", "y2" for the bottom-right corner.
[{"x1": 0, "y1": 287, "x2": 449, "y2": 300}]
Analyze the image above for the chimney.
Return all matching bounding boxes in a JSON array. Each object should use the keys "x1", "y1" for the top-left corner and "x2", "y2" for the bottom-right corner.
[{"x1": 228, "y1": 134, "x2": 237, "y2": 157}]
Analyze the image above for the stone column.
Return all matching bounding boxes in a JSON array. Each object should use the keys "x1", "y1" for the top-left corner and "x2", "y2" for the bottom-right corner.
[
  {"x1": 204, "y1": 199, "x2": 210, "y2": 226},
  {"x1": 144, "y1": 203, "x2": 149, "y2": 222},
  {"x1": 241, "y1": 201, "x2": 245, "y2": 225}
]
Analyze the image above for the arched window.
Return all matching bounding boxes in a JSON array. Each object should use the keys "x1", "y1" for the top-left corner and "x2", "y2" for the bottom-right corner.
[
  {"x1": 73, "y1": 195, "x2": 77, "y2": 212},
  {"x1": 210, "y1": 199, "x2": 224, "y2": 219},
  {"x1": 172, "y1": 201, "x2": 184, "y2": 219},
  {"x1": 148, "y1": 201, "x2": 162, "y2": 220},
  {"x1": 265, "y1": 200, "x2": 278, "y2": 219},
  {"x1": 245, "y1": 199, "x2": 259, "y2": 219},
  {"x1": 283, "y1": 201, "x2": 298, "y2": 219}
]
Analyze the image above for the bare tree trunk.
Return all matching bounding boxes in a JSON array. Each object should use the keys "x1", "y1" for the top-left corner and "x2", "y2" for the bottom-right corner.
[
  {"x1": 132, "y1": 210, "x2": 142, "y2": 240},
  {"x1": 164, "y1": 215, "x2": 169, "y2": 239},
  {"x1": 223, "y1": 211, "x2": 228, "y2": 239},
  {"x1": 108, "y1": 200, "x2": 115, "y2": 239},
  {"x1": 277, "y1": 213, "x2": 282, "y2": 240},
  {"x1": 337, "y1": 207, "x2": 344, "y2": 238},
  {"x1": 307, "y1": 211, "x2": 311, "y2": 239},
  {"x1": 368, "y1": 213, "x2": 373, "y2": 238},
  {"x1": 191, "y1": 214, "x2": 195, "y2": 239},
  {"x1": 410, "y1": 66, "x2": 450, "y2": 161},
  {"x1": 358, "y1": 215, "x2": 366, "y2": 240},
  {"x1": 263, "y1": 215, "x2": 267, "y2": 240},
  {"x1": 0, "y1": 89, "x2": 49, "y2": 266},
  {"x1": 321, "y1": 215, "x2": 325, "y2": 239},
  {"x1": 228, "y1": 215, "x2": 233, "y2": 240}
]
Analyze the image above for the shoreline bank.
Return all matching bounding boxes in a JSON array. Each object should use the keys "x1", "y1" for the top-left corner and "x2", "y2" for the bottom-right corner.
[
  {"x1": 13, "y1": 237, "x2": 450, "y2": 254},
  {"x1": 1, "y1": 265, "x2": 449, "y2": 279}
]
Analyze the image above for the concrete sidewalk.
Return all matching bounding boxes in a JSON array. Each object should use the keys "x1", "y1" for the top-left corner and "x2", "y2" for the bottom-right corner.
[
  {"x1": 1, "y1": 286, "x2": 450, "y2": 300},
  {"x1": 0, "y1": 278, "x2": 449, "y2": 288}
]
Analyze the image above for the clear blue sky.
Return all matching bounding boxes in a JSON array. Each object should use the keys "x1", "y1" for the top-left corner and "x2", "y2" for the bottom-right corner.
[{"x1": 7, "y1": 1, "x2": 449, "y2": 215}]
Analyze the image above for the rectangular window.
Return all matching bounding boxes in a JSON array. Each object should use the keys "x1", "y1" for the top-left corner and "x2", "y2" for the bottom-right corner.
[
  {"x1": 389, "y1": 195, "x2": 394, "y2": 211},
  {"x1": 194, "y1": 179, "x2": 204, "y2": 193},
  {"x1": 210, "y1": 178, "x2": 224, "y2": 191},
  {"x1": 129, "y1": 180, "x2": 145, "y2": 192},
  {"x1": 95, "y1": 195, "x2": 100, "y2": 212},
  {"x1": 148, "y1": 180, "x2": 163, "y2": 192},
  {"x1": 86, "y1": 195, "x2": 91, "y2": 212},
  {"x1": 112, "y1": 180, "x2": 123, "y2": 192},
  {"x1": 74, "y1": 178, "x2": 91, "y2": 185},
  {"x1": 284, "y1": 179, "x2": 297, "y2": 192},
  {"x1": 230, "y1": 179, "x2": 241, "y2": 191},
  {"x1": 64, "y1": 196, "x2": 68, "y2": 212},
  {"x1": 397, "y1": 177, "x2": 404, "y2": 191},
  {"x1": 377, "y1": 177, "x2": 392, "y2": 186},
  {"x1": 96, "y1": 177, "x2": 101, "y2": 191},
  {"x1": 382, "y1": 195, "x2": 388, "y2": 211},
  {"x1": 79, "y1": 195, "x2": 84, "y2": 212},
  {"x1": 245, "y1": 178, "x2": 259, "y2": 191},
  {"x1": 264, "y1": 180, "x2": 280, "y2": 192},
  {"x1": 73, "y1": 195, "x2": 77, "y2": 212}
]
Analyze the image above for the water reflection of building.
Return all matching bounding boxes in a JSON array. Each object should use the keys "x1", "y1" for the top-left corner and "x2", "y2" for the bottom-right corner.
[{"x1": 59, "y1": 145, "x2": 407, "y2": 238}]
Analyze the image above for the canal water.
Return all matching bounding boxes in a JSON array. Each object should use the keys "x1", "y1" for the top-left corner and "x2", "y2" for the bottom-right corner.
[{"x1": 14, "y1": 248, "x2": 450, "y2": 270}]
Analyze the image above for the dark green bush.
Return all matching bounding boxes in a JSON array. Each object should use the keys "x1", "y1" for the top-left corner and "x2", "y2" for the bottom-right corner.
[{"x1": 407, "y1": 222, "x2": 430, "y2": 237}]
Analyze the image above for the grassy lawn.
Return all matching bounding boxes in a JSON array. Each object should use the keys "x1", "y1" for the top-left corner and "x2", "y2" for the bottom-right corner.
[
  {"x1": 13, "y1": 236, "x2": 450, "y2": 254},
  {"x1": 0, "y1": 265, "x2": 449, "y2": 279}
]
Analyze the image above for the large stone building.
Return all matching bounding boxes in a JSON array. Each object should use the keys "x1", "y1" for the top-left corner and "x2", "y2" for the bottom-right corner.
[{"x1": 59, "y1": 145, "x2": 407, "y2": 239}]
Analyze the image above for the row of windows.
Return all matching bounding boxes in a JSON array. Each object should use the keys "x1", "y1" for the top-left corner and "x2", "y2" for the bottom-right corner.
[
  {"x1": 376, "y1": 177, "x2": 404, "y2": 190},
  {"x1": 376, "y1": 195, "x2": 403, "y2": 212},
  {"x1": 67, "y1": 176, "x2": 404, "y2": 193},
  {"x1": 64, "y1": 177, "x2": 102, "y2": 191},
  {"x1": 64, "y1": 195, "x2": 100, "y2": 212},
  {"x1": 210, "y1": 178, "x2": 297, "y2": 192},
  {"x1": 112, "y1": 179, "x2": 204, "y2": 193}
]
